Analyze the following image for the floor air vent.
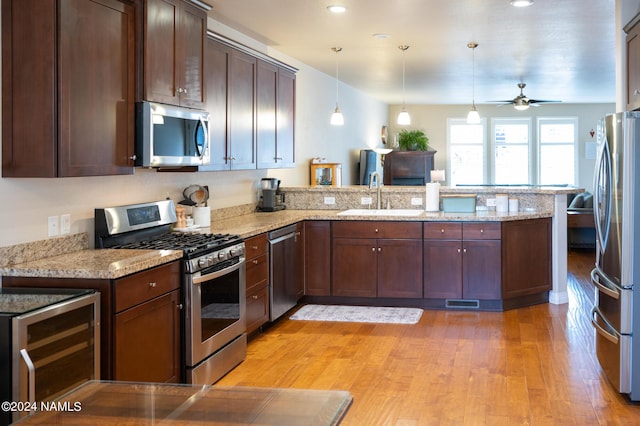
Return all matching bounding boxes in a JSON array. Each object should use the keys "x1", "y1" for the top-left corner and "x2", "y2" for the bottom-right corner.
[{"x1": 445, "y1": 299, "x2": 480, "y2": 309}]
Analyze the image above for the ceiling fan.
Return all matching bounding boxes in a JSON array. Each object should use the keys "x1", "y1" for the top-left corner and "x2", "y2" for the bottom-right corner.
[{"x1": 488, "y1": 83, "x2": 561, "y2": 110}]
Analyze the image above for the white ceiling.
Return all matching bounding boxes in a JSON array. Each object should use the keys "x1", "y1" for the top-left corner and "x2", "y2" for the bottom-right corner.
[{"x1": 207, "y1": 0, "x2": 616, "y2": 106}]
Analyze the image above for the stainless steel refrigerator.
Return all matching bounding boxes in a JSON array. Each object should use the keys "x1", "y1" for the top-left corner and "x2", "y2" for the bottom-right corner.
[{"x1": 591, "y1": 111, "x2": 640, "y2": 400}]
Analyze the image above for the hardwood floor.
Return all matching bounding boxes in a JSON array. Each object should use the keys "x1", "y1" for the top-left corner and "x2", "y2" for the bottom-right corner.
[{"x1": 218, "y1": 249, "x2": 640, "y2": 425}]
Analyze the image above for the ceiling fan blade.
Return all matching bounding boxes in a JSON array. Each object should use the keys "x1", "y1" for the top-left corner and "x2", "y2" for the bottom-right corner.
[
  {"x1": 528, "y1": 99, "x2": 562, "y2": 104},
  {"x1": 486, "y1": 100, "x2": 517, "y2": 104}
]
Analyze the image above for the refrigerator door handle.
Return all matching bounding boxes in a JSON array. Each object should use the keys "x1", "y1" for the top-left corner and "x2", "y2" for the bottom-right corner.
[
  {"x1": 591, "y1": 307, "x2": 620, "y2": 344},
  {"x1": 590, "y1": 266, "x2": 621, "y2": 299}
]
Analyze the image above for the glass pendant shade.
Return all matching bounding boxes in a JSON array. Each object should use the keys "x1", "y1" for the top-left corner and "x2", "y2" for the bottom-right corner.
[
  {"x1": 514, "y1": 104, "x2": 530, "y2": 111},
  {"x1": 467, "y1": 106, "x2": 480, "y2": 124},
  {"x1": 331, "y1": 105, "x2": 344, "y2": 126},
  {"x1": 397, "y1": 109, "x2": 411, "y2": 125}
]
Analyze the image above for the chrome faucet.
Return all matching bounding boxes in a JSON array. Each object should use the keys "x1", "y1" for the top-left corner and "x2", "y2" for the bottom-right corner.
[{"x1": 369, "y1": 171, "x2": 382, "y2": 209}]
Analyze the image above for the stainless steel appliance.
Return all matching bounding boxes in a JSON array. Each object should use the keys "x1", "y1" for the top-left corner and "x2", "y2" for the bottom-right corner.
[
  {"x1": 95, "y1": 200, "x2": 246, "y2": 385},
  {"x1": 591, "y1": 111, "x2": 640, "y2": 400},
  {"x1": 135, "y1": 101, "x2": 210, "y2": 168},
  {"x1": 268, "y1": 224, "x2": 299, "y2": 321},
  {"x1": 0, "y1": 288, "x2": 99, "y2": 424},
  {"x1": 258, "y1": 178, "x2": 286, "y2": 212}
]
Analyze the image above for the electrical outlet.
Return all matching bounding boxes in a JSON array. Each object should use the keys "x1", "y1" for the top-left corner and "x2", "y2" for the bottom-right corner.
[
  {"x1": 324, "y1": 196, "x2": 336, "y2": 205},
  {"x1": 60, "y1": 214, "x2": 71, "y2": 235},
  {"x1": 486, "y1": 198, "x2": 497, "y2": 207},
  {"x1": 411, "y1": 197, "x2": 423, "y2": 206},
  {"x1": 361, "y1": 197, "x2": 372, "y2": 205},
  {"x1": 48, "y1": 216, "x2": 59, "y2": 237}
]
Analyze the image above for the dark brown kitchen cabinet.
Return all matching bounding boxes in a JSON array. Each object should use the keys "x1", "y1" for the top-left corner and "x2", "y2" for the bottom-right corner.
[
  {"x1": 423, "y1": 222, "x2": 501, "y2": 300},
  {"x1": 141, "y1": 0, "x2": 209, "y2": 108},
  {"x1": 3, "y1": 261, "x2": 181, "y2": 382},
  {"x1": 256, "y1": 61, "x2": 296, "y2": 168},
  {"x1": 626, "y1": 14, "x2": 640, "y2": 111},
  {"x1": 332, "y1": 222, "x2": 422, "y2": 298},
  {"x1": 304, "y1": 221, "x2": 331, "y2": 296},
  {"x1": 383, "y1": 150, "x2": 436, "y2": 186},
  {"x1": 2, "y1": 0, "x2": 135, "y2": 177},
  {"x1": 244, "y1": 233, "x2": 269, "y2": 334}
]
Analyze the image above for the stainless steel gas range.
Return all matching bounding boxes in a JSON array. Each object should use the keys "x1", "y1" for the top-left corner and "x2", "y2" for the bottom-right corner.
[{"x1": 95, "y1": 200, "x2": 246, "y2": 385}]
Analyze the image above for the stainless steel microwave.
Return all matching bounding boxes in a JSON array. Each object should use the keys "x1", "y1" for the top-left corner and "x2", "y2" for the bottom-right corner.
[{"x1": 135, "y1": 102, "x2": 210, "y2": 168}]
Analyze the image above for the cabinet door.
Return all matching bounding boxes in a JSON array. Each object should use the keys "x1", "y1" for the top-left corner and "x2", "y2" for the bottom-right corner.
[
  {"x1": 202, "y1": 37, "x2": 231, "y2": 171},
  {"x1": 177, "y1": 0, "x2": 206, "y2": 108},
  {"x1": 228, "y1": 50, "x2": 256, "y2": 170},
  {"x1": 377, "y1": 239, "x2": 423, "y2": 298},
  {"x1": 462, "y1": 240, "x2": 501, "y2": 300},
  {"x1": 628, "y1": 23, "x2": 640, "y2": 110},
  {"x1": 114, "y1": 290, "x2": 181, "y2": 383},
  {"x1": 332, "y1": 238, "x2": 377, "y2": 297},
  {"x1": 423, "y1": 240, "x2": 462, "y2": 299},
  {"x1": 246, "y1": 285, "x2": 269, "y2": 334},
  {"x1": 144, "y1": 0, "x2": 180, "y2": 105},
  {"x1": 256, "y1": 60, "x2": 278, "y2": 169},
  {"x1": 305, "y1": 221, "x2": 331, "y2": 296},
  {"x1": 276, "y1": 68, "x2": 296, "y2": 167}
]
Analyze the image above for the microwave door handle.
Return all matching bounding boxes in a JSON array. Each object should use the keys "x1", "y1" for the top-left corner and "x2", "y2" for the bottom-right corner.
[
  {"x1": 19, "y1": 348, "x2": 36, "y2": 404},
  {"x1": 198, "y1": 116, "x2": 209, "y2": 160}
]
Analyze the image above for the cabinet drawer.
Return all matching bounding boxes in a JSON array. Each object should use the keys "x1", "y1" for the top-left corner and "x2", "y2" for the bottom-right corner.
[
  {"x1": 114, "y1": 261, "x2": 181, "y2": 312},
  {"x1": 246, "y1": 253, "x2": 269, "y2": 293},
  {"x1": 246, "y1": 285, "x2": 269, "y2": 334},
  {"x1": 424, "y1": 222, "x2": 462, "y2": 240},
  {"x1": 332, "y1": 221, "x2": 421, "y2": 239},
  {"x1": 463, "y1": 222, "x2": 501, "y2": 240},
  {"x1": 245, "y1": 233, "x2": 268, "y2": 260}
]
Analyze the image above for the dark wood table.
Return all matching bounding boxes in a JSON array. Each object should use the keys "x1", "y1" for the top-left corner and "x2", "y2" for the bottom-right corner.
[{"x1": 14, "y1": 381, "x2": 352, "y2": 425}]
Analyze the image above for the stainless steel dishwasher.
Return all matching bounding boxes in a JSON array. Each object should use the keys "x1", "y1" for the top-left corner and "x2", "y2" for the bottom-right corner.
[{"x1": 268, "y1": 224, "x2": 298, "y2": 321}]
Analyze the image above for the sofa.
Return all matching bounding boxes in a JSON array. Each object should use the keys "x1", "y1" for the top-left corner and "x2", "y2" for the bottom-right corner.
[{"x1": 567, "y1": 192, "x2": 595, "y2": 249}]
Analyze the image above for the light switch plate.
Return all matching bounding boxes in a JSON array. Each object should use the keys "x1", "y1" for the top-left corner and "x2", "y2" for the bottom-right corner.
[
  {"x1": 486, "y1": 198, "x2": 497, "y2": 207},
  {"x1": 324, "y1": 196, "x2": 336, "y2": 205},
  {"x1": 60, "y1": 214, "x2": 71, "y2": 235},
  {"x1": 411, "y1": 197, "x2": 423, "y2": 206},
  {"x1": 361, "y1": 197, "x2": 372, "y2": 205},
  {"x1": 48, "y1": 216, "x2": 59, "y2": 237}
]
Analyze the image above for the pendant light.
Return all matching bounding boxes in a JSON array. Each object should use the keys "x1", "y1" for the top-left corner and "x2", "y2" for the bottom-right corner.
[
  {"x1": 510, "y1": 0, "x2": 533, "y2": 7},
  {"x1": 466, "y1": 42, "x2": 480, "y2": 124},
  {"x1": 397, "y1": 45, "x2": 411, "y2": 125},
  {"x1": 330, "y1": 47, "x2": 344, "y2": 126}
]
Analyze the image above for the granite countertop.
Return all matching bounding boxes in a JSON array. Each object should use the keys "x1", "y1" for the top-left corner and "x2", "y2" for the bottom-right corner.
[
  {"x1": 208, "y1": 208, "x2": 553, "y2": 238},
  {"x1": 0, "y1": 249, "x2": 183, "y2": 280}
]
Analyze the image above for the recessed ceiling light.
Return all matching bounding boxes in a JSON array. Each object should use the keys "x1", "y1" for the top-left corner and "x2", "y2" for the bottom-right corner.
[
  {"x1": 510, "y1": 0, "x2": 534, "y2": 6},
  {"x1": 327, "y1": 5, "x2": 347, "y2": 13},
  {"x1": 372, "y1": 33, "x2": 391, "y2": 40}
]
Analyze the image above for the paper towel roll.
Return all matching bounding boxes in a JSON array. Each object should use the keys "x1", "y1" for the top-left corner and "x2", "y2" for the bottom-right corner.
[
  {"x1": 425, "y1": 182, "x2": 440, "y2": 212},
  {"x1": 193, "y1": 206, "x2": 211, "y2": 227}
]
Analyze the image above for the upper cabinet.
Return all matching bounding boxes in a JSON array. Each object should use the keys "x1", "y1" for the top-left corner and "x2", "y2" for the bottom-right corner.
[
  {"x1": 141, "y1": 0, "x2": 210, "y2": 109},
  {"x1": 626, "y1": 14, "x2": 640, "y2": 111},
  {"x1": 201, "y1": 35, "x2": 297, "y2": 171},
  {"x1": 2, "y1": 0, "x2": 136, "y2": 177}
]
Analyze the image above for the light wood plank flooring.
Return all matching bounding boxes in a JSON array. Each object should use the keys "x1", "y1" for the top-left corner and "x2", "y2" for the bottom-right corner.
[{"x1": 218, "y1": 249, "x2": 640, "y2": 425}]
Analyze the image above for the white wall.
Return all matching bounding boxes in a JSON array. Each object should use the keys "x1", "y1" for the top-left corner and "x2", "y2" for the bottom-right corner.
[
  {"x1": 0, "y1": 19, "x2": 388, "y2": 247},
  {"x1": 387, "y1": 103, "x2": 615, "y2": 192}
]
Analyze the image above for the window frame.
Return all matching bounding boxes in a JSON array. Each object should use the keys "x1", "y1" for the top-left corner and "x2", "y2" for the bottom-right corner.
[
  {"x1": 446, "y1": 117, "x2": 488, "y2": 185},
  {"x1": 536, "y1": 116, "x2": 579, "y2": 186}
]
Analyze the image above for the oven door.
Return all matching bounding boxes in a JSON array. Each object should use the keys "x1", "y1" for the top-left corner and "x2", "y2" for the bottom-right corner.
[{"x1": 185, "y1": 259, "x2": 246, "y2": 367}]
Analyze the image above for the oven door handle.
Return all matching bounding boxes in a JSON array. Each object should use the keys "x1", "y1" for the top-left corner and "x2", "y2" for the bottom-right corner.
[{"x1": 192, "y1": 258, "x2": 245, "y2": 285}]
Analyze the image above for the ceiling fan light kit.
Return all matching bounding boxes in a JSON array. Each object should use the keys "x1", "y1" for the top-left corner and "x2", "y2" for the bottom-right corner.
[
  {"x1": 397, "y1": 45, "x2": 411, "y2": 126},
  {"x1": 330, "y1": 47, "x2": 344, "y2": 126},
  {"x1": 467, "y1": 42, "x2": 480, "y2": 124},
  {"x1": 488, "y1": 82, "x2": 560, "y2": 110}
]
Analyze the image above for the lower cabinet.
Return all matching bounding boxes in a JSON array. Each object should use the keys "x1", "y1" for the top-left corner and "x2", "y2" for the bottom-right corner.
[
  {"x1": 423, "y1": 222, "x2": 501, "y2": 301},
  {"x1": 304, "y1": 221, "x2": 331, "y2": 296},
  {"x1": 244, "y1": 233, "x2": 269, "y2": 334},
  {"x1": 331, "y1": 221, "x2": 422, "y2": 298}
]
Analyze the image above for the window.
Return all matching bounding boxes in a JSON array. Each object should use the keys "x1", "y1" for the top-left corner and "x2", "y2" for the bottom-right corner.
[
  {"x1": 492, "y1": 118, "x2": 532, "y2": 185},
  {"x1": 537, "y1": 117, "x2": 577, "y2": 185},
  {"x1": 447, "y1": 118, "x2": 486, "y2": 185}
]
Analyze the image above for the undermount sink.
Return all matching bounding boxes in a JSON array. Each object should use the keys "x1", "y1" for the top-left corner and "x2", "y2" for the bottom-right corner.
[{"x1": 337, "y1": 209, "x2": 423, "y2": 217}]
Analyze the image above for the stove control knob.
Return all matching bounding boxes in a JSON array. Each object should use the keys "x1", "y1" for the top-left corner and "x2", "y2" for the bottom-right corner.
[
  {"x1": 198, "y1": 258, "x2": 209, "y2": 268},
  {"x1": 217, "y1": 251, "x2": 227, "y2": 261},
  {"x1": 229, "y1": 247, "x2": 237, "y2": 257}
]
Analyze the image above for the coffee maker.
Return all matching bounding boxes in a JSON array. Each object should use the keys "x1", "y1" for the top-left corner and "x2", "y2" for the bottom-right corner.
[{"x1": 258, "y1": 178, "x2": 286, "y2": 212}]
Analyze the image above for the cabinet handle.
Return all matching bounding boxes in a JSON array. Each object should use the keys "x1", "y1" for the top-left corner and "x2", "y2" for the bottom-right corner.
[
  {"x1": 129, "y1": 154, "x2": 137, "y2": 161},
  {"x1": 252, "y1": 259, "x2": 259, "y2": 264},
  {"x1": 378, "y1": 247, "x2": 382, "y2": 252},
  {"x1": 480, "y1": 229, "x2": 484, "y2": 233},
  {"x1": 441, "y1": 229, "x2": 445, "y2": 233},
  {"x1": 375, "y1": 228, "x2": 379, "y2": 233},
  {"x1": 149, "y1": 282, "x2": 157, "y2": 287},
  {"x1": 463, "y1": 248, "x2": 467, "y2": 253},
  {"x1": 177, "y1": 303, "x2": 183, "y2": 310},
  {"x1": 251, "y1": 245, "x2": 258, "y2": 250},
  {"x1": 252, "y1": 295, "x2": 259, "y2": 300},
  {"x1": 457, "y1": 248, "x2": 461, "y2": 253},
  {"x1": 371, "y1": 247, "x2": 376, "y2": 252}
]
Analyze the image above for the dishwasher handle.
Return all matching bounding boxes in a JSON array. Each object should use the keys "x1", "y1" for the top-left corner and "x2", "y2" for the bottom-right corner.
[
  {"x1": 269, "y1": 232, "x2": 296, "y2": 245},
  {"x1": 268, "y1": 224, "x2": 297, "y2": 242}
]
